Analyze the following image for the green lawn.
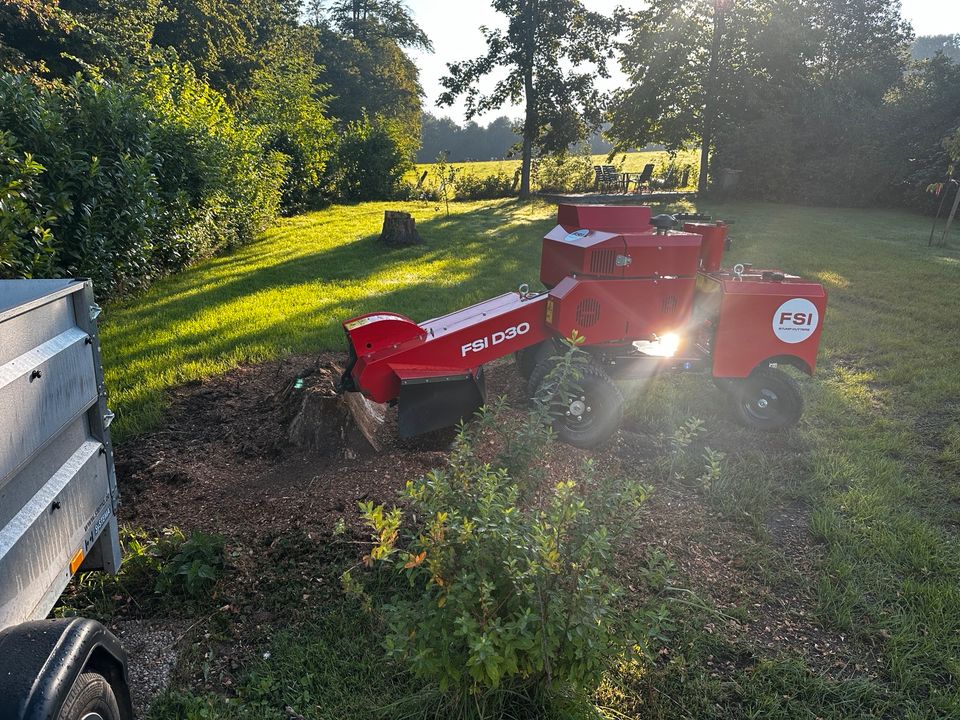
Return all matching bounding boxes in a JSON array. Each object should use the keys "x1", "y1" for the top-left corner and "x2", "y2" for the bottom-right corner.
[{"x1": 100, "y1": 197, "x2": 960, "y2": 718}]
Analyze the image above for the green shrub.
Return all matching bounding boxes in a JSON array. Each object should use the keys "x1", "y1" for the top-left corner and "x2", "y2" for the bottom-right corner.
[
  {"x1": 532, "y1": 147, "x2": 594, "y2": 193},
  {"x1": 454, "y1": 170, "x2": 516, "y2": 200},
  {"x1": 139, "y1": 61, "x2": 287, "y2": 265},
  {"x1": 328, "y1": 114, "x2": 410, "y2": 200},
  {"x1": 244, "y1": 45, "x2": 335, "y2": 213},
  {"x1": 0, "y1": 72, "x2": 162, "y2": 294},
  {"x1": 345, "y1": 340, "x2": 660, "y2": 717},
  {"x1": 0, "y1": 130, "x2": 57, "y2": 276},
  {"x1": 0, "y1": 66, "x2": 287, "y2": 298},
  {"x1": 157, "y1": 529, "x2": 226, "y2": 598},
  {"x1": 56, "y1": 527, "x2": 226, "y2": 617}
]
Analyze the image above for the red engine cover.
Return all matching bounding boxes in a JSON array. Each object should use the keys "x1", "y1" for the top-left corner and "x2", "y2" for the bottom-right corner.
[
  {"x1": 542, "y1": 204, "x2": 703, "y2": 286},
  {"x1": 546, "y1": 275, "x2": 696, "y2": 344},
  {"x1": 557, "y1": 203, "x2": 652, "y2": 232},
  {"x1": 540, "y1": 226, "x2": 704, "y2": 285},
  {"x1": 700, "y1": 273, "x2": 827, "y2": 378}
]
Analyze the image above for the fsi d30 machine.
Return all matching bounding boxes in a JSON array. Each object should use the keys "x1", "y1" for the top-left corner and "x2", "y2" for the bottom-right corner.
[{"x1": 340, "y1": 204, "x2": 826, "y2": 448}]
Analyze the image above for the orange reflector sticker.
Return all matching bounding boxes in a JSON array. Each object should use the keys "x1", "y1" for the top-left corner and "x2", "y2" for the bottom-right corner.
[{"x1": 70, "y1": 549, "x2": 84, "y2": 574}]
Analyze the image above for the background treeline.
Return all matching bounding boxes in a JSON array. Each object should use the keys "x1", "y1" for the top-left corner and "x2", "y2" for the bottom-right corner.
[
  {"x1": 609, "y1": 3, "x2": 960, "y2": 209},
  {"x1": 0, "y1": 0, "x2": 427, "y2": 297},
  {"x1": 2, "y1": 0, "x2": 959, "y2": 298},
  {"x1": 418, "y1": 113, "x2": 614, "y2": 163}
]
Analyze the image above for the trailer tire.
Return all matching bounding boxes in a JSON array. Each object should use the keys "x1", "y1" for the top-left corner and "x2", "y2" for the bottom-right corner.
[
  {"x1": 57, "y1": 672, "x2": 122, "y2": 720},
  {"x1": 530, "y1": 361, "x2": 623, "y2": 448},
  {"x1": 728, "y1": 367, "x2": 803, "y2": 431}
]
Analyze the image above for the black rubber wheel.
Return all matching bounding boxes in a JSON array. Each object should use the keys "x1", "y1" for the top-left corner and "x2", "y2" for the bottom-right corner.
[
  {"x1": 515, "y1": 338, "x2": 561, "y2": 381},
  {"x1": 530, "y1": 360, "x2": 623, "y2": 449},
  {"x1": 57, "y1": 672, "x2": 121, "y2": 720},
  {"x1": 728, "y1": 367, "x2": 803, "y2": 431}
]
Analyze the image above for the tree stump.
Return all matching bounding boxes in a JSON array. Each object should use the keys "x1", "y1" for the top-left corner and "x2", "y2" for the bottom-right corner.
[
  {"x1": 379, "y1": 210, "x2": 422, "y2": 247},
  {"x1": 277, "y1": 360, "x2": 387, "y2": 459}
]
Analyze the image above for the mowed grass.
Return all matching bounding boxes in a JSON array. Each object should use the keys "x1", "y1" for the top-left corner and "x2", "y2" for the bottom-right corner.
[
  {"x1": 409, "y1": 149, "x2": 700, "y2": 183},
  {"x1": 100, "y1": 199, "x2": 552, "y2": 440},
  {"x1": 103, "y1": 197, "x2": 960, "y2": 717}
]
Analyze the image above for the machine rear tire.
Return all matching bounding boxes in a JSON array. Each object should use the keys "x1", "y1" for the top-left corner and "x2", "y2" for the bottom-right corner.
[
  {"x1": 530, "y1": 360, "x2": 623, "y2": 449},
  {"x1": 57, "y1": 672, "x2": 121, "y2": 720},
  {"x1": 728, "y1": 367, "x2": 803, "y2": 431}
]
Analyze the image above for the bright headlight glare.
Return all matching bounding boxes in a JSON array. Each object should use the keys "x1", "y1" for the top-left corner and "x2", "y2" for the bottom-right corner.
[{"x1": 660, "y1": 332, "x2": 680, "y2": 356}]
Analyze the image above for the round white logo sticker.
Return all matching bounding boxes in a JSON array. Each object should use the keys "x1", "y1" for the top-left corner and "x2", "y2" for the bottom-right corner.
[
  {"x1": 564, "y1": 229, "x2": 590, "y2": 242},
  {"x1": 772, "y1": 298, "x2": 819, "y2": 344}
]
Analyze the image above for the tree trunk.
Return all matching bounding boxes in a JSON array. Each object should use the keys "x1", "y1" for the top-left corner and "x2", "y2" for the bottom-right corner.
[
  {"x1": 379, "y1": 210, "x2": 422, "y2": 247},
  {"x1": 699, "y1": 2, "x2": 725, "y2": 194},
  {"x1": 518, "y1": 0, "x2": 537, "y2": 200},
  {"x1": 520, "y1": 131, "x2": 533, "y2": 200}
]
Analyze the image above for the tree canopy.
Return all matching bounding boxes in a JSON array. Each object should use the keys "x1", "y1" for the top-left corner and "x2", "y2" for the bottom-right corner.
[
  {"x1": 606, "y1": 0, "x2": 958, "y2": 207},
  {"x1": 439, "y1": 0, "x2": 618, "y2": 198}
]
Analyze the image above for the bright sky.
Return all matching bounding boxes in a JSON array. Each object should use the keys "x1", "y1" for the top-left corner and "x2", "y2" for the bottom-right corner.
[{"x1": 405, "y1": 0, "x2": 960, "y2": 123}]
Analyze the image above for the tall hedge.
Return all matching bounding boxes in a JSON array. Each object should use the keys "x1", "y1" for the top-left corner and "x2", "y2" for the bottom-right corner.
[{"x1": 0, "y1": 66, "x2": 287, "y2": 298}]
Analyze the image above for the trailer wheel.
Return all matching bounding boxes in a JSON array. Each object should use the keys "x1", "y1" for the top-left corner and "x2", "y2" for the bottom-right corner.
[
  {"x1": 728, "y1": 367, "x2": 803, "y2": 431},
  {"x1": 530, "y1": 361, "x2": 623, "y2": 449},
  {"x1": 57, "y1": 672, "x2": 122, "y2": 720}
]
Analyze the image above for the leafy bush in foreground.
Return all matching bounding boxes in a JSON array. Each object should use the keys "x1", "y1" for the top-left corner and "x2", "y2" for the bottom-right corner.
[{"x1": 345, "y1": 340, "x2": 661, "y2": 717}]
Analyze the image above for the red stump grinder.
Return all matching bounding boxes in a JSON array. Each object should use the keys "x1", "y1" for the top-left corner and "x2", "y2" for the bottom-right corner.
[{"x1": 339, "y1": 204, "x2": 826, "y2": 448}]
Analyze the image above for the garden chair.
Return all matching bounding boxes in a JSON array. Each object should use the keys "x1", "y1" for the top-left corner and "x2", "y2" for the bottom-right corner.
[
  {"x1": 627, "y1": 163, "x2": 656, "y2": 193},
  {"x1": 594, "y1": 165, "x2": 621, "y2": 192}
]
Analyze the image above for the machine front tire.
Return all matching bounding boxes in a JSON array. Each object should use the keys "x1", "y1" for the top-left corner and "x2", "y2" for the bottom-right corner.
[
  {"x1": 515, "y1": 338, "x2": 561, "y2": 381},
  {"x1": 728, "y1": 367, "x2": 803, "y2": 431},
  {"x1": 530, "y1": 361, "x2": 623, "y2": 449},
  {"x1": 57, "y1": 672, "x2": 122, "y2": 720}
]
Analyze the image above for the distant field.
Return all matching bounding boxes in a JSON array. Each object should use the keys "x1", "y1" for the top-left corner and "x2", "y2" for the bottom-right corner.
[{"x1": 409, "y1": 149, "x2": 701, "y2": 187}]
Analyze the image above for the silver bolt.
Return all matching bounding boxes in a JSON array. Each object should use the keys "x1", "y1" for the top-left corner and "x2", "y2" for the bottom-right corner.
[{"x1": 757, "y1": 398, "x2": 769, "y2": 409}]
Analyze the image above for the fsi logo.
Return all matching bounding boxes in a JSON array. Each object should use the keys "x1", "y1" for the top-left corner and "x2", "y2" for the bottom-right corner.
[
  {"x1": 772, "y1": 298, "x2": 819, "y2": 344},
  {"x1": 461, "y1": 322, "x2": 531, "y2": 357}
]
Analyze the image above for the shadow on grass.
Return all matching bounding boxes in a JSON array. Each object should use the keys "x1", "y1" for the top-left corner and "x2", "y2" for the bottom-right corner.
[{"x1": 101, "y1": 201, "x2": 555, "y2": 439}]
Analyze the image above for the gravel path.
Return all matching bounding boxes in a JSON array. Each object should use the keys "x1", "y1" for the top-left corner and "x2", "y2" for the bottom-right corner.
[{"x1": 110, "y1": 619, "x2": 187, "y2": 717}]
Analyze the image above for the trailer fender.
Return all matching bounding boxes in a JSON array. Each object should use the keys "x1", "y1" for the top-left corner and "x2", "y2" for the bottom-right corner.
[{"x1": 0, "y1": 618, "x2": 133, "y2": 720}]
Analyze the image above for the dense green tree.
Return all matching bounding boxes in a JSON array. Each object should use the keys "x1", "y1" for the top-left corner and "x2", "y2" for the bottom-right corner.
[
  {"x1": 312, "y1": 21, "x2": 423, "y2": 159},
  {"x1": 244, "y1": 31, "x2": 334, "y2": 211},
  {"x1": 439, "y1": 0, "x2": 618, "y2": 199},
  {"x1": 318, "y1": 0, "x2": 431, "y2": 50},
  {"x1": 879, "y1": 55, "x2": 960, "y2": 209},
  {"x1": 151, "y1": 0, "x2": 307, "y2": 101},
  {"x1": 609, "y1": 0, "x2": 914, "y2": 205}
]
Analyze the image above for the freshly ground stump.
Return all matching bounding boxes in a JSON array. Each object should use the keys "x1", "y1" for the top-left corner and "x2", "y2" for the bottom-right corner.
[
  {"x1": 379, "y1": 210, "x2": 422, "y2": 247},
  {"x1": 278, "y1": 361, "x2": 387, "y2": 458}
]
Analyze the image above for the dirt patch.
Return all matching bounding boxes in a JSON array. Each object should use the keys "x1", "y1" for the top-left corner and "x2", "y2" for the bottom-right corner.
[
  {"x1": 116, "y1": 353, "x2": 448, "y2": 540},
  {"x1": 114, "y1": 354, "x2": 881, "y2": 703}
]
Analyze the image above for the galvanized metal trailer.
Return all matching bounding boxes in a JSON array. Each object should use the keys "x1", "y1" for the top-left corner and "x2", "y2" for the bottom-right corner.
[{"x1": 0, "y1": 280, "x2": 132, "y2": 720}]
